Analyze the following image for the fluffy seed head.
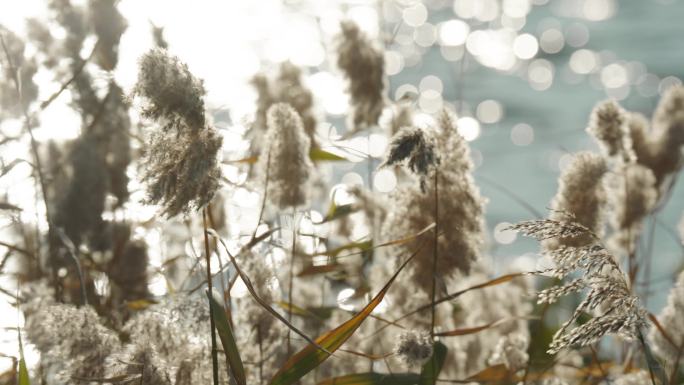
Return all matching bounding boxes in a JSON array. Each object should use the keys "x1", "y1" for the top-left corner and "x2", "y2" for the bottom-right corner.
[
  {"x1": 395, "y1": 330, "x2": 434, "y2": 367},
  {"x1": 381, "y1": 109, "x2": 485, "y2": 293},
  {"x1": 134, "y1": 48, "x2": 206, "y2": 131},
  {"x1": 546, "y1": 152, "x2": 607, "y2": 249},
  {"x1": 259, "y1": 102, "x2": 314, "y2": 209},
  {"x1": 649, "y1": 85, "x2": 684, "y2": 183},
  {"x1": 513, "y1": 219, "x2": 647, "y2": 354},
  {"x1": 249, "y1": 62, "x2": 318, "y2": 153},
  {"x1": 606, "y1": 163, "x2": 658, "y2": 254},
  {"x1": 381, "y1": 126, "x2": 438, "y2": 191},
  {"x1": 626, "y1": 87, "x2": 684, "y2": 189},
  {"x1": 488, "y1": 333, "x2": 529, "y2": 371},
  {"x1": 613, "y1": 371, "x2": 651, "y2": 385},
  {"x1": 649, "y1": 270, "x2": 684, "y2": 365},
  {"x1": 134, "y1": 48, "x2": 222, "y2": 217},
  {"x1": 337, "y1": 20, "x2": 385, "y2": 133},
  {"x1": 24, "y1": 304, "x2": 120, "y2": 382},
  {"x1": 89, "y1": 0, "x2": 127, "y2": 70},
  {"x1": 587, "y1": 100, "x2": 634, "y2": 161},
  {"x1": 379, "y1": 97, "x2": 415, "y2": 137}
]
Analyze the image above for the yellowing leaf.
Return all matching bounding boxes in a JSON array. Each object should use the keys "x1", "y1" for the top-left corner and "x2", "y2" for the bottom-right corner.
[{"x1": 125, "y1": 299, "x2": 157, "y2": 311}]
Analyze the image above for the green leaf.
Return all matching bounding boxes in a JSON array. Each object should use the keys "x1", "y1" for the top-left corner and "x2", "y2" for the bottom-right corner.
[
  {"x1": 312, "y1": 240, "x2": 373, "y2": 259},
  {"x1": 268, "y1": 235, "x2": 429, "y2": 385},
  {"x1": 419, "y1": 341, "x2": 447, "y2": 385},
  {"x1": 317, "y1": 373, "x2": 420, "y2": 385},
  {"x1": 207, "y1": 289, "x2": 246, "y2": 385},
  {"x1": 18, "y1": 327, "x2": 30, "y2": 385},
  {"x1": 310, "y1": 148, "x2": 348, "y2": 162},
  {"x1": 318, "y1": 202, "x2": 356, "y2": 224}
]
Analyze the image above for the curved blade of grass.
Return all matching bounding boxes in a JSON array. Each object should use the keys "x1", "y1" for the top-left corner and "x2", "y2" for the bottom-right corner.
[
  {"x1": 308, "y1": 222, "x2": 436, "y2": 260},
  {"x1": 392, "y1": 273, "x2": 528, "y2": 326},
  {"x1": 435, "y1": 317, "x2": 537, "y2": 337},
  {"x1": 269, "y1": 233, "x2": 431, "y2": 385},
  {"x1": 206, "y1": 289, "x2": 246, "y2": 385},
  {"x1": 337, "y1": 348, "x2": 394, "y2": 360},
  {"x1": 18, "y1": 327, "x2": 29, "y2": 385},
  {"x1": 419, "y1": 341, "x2": 447, "y2": 385},
  {"x1": 208, "y1": 229, "x2": 329, "y2": 355},
  {"x1": 317, "y1": 373, "x2": 420, "y2": 385},
  {"x1": 436, "y1": 323, "x2": 497, "y2": 337}
]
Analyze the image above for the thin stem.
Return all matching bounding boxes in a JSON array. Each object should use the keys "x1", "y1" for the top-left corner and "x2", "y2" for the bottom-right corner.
[
  {"x1": 1, "y1": 33, "x2": 62, "y2": 300},
  {"x1": 257, "y1": 325, "x2": 263, "y2": 385},
  {"x1": 0, "y1": 35, "x2": 51, "y2": 221},
  {"x1": 638, "y1": 328, "x2": 666, "y2": 385},
  {"x1": 669, "y1": 343, "x2": 683, "y2": 385},
  {"x1": 203, "y1": 208, "x2": 219, "y2": 385},
  {"x1": 642, "y1": 214, "x2": 657, "y2": 307},
  {"x1": 430, "y1": 169, "x2": 439, "y2": 338},
  {"x1": 54, "y1": 228, "x2": 87, "y2": 307},
  {"x1": 287, "y1": 206, "x2": 297, "y2": 357}
]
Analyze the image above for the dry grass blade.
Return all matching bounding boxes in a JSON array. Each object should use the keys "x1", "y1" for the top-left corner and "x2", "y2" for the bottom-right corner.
[
  {"x1": 385, "y1": 273, "x2": 527, "y2": 330},
  {"x1": 464, "y1": 364, "x2": 512, "y2": 383},
  {"x1": 208, "y1": 229, "x2": 329, "y2": 355},
  {"x1": 307, "y1": 223, "x2": 436, "y2": 260},
  {"x1": 316, "y1": 373, "x2": 420, "y2": 385},
  {"x1": 297, "y1": 264, "x2": 342, "y2": 277},
  {"x1": 268, "y1": 236, "x2": 430, "y2": 385},
  {"x1": 70, "y1": 374, "x2": 142, "y2": 384},
  {"x1": 435, "y1": 322, "x2": 498, "y2": 338},
  {"x1": 337, "y1": 348, "x2": 394, "y2": 360},
  {"x1": 435, "y1": 317, "x2": 538, "y2": 337}
]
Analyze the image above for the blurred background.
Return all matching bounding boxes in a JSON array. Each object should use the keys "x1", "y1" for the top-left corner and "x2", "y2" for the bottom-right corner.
[{"x1": 1, "y1": 0, "x2": 683, "y2": 373}]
